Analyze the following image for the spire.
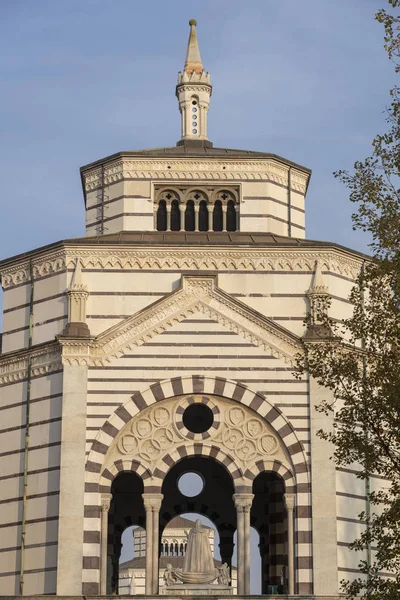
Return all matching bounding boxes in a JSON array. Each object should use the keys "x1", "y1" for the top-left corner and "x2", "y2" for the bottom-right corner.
[
  {"x1": 61, "y1": 259, "x2": 91, "y2": 338},
  {"x1": 303, "y1": 260, "x2": 332, "y2": 341},
  {"x1": 308, "y1": 260, "x2": 328, "y2": 295},
  {"x1": 184, "y1": 19, "x2": 203, "y2": 75},
  {"x1": 176, "y1": 20, "x2": 212, "y2": 147}
]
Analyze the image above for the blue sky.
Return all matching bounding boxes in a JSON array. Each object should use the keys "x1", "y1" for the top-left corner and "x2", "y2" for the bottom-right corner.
[{"x1": 0, "y1": 0, "x2": 394, "y2": 263}]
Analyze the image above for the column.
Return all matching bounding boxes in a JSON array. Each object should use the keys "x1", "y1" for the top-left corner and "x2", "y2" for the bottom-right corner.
[
  {"x1": 100, "y1": 494, "x2": 112, "y2": 594},
  {"x1": 56, "y1": 362, "x2": 89, "y2": 594},
  {"x1": 284, "y1": 493, "x2": 295, "y2": 595},
  {"x1": 166, "y1": 204, "x2": 171, "y2": 231},
  {"x1": 208, "y1": 204, "x2": 213, "y2": 231},
  {"x1": 233, "y1": 493, "x2": 254, "y2": 595},
  {"x1": 179, "y1": 204, "x2": 185, "y2": 231},
  {"x1": 142, "y1": 493, "x2": 163, "y2": 594},
  {"x1": 194, "y1": 203, "x2": 199, "y2": 231},
  {"x1": 309, "y1": 375, "x2": 338, "y2": 594},
  {"x1": 222, "y1": 204, "x2": 227, "y2": 232}
]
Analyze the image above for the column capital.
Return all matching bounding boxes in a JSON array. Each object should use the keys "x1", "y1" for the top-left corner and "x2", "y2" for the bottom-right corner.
[
  {"x1": 101, "y1": 493, "x2": 112, "y2": 512},
  {"x1": 142, "y1": 492, "x2": 163, "y2": 511},
  {"x1": 233, "y1": 492, "x2": 254, "y2": 512},
  {"x1": 284, "y1": 493, "x2": 296, "y2": 511}
]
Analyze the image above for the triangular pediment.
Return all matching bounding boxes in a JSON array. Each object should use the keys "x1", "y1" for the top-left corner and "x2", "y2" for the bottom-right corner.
[{"x1": 85, "y1": 275, "x2": 302, "y2": 366}]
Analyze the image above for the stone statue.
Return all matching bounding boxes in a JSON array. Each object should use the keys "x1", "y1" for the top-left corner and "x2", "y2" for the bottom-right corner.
[
  {"x1": 164, "y1": 519, "x2": 221, "y2": 585},
  {"x1": 163, "y1": 563, "x2": 178, "y2": 586},
  {"x1": 183, "y1": 519, "x2": 215, "y2": 573},
  {"x1": 217, "y1": 563, "x2": 231, "y2": 585}
]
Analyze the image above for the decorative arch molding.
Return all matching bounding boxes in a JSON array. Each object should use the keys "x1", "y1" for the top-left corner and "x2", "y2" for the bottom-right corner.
[
  {"x1": 86, "y1": 375, "x2": 309, "y2": 491},
  {"x1": 60, "y1": 274, "x2": 302, "y2": 366},
  {"x1": 99, "y1": 443, "x2": 241, "y2": 493}
]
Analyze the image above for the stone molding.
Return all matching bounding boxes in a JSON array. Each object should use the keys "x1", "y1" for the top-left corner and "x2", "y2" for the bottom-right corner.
[
  {"x1": 82, "y1": 158, "x2": 309, "y2": 193},
  {"x1": 0, "y1": 344, "x2": 61, "y2": 386},
  {"x1": 110, "y1": 396, "x2": 284, "y2": 479},
  {"x1": 58, "y1": 275, "x2": 302, "y2": 366},
  {"x1": 233, "y1": 493, "x2": 255, "y2": 511},
  {"x1": 1, "y1": 247, "x2": 361, "y2": 289},
  {"x1": 142, "y1": 493, "x2": 164, "y2": 511},
  {"x1": 100, "y1": 493, "x2": 112, "y2": 512},
  {"x1": 284, "y1": 492, "x2": 296, "y2": 510}
]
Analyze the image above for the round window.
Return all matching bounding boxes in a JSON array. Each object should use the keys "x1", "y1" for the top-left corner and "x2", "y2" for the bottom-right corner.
[
  {"x1": 182, "y1": 403, "x2": 214, "y2": 434},
  {"x1": 178, "y1": 472, "x2": 204, "y2": 497},
  {"x1": 192, "y1": 100, "x2": 197, "y2": 105},
  {"x1": 192, "y1": 129, "x2": 197, "y2": 134}
]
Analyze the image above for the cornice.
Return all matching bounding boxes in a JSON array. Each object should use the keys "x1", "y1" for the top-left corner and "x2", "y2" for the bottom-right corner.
[
  {"x1": 58, "y1": 275, "x2": 302, "y2": 366},
  {"x1": 0, "y1": 245, "x2": 364, "y2": 289},
  {"x1": 82, "y1": 157, "x2": 308, "y2": 194},
  {"x1": 0, "y1": 342, "x2": 62, "y2": 386}
]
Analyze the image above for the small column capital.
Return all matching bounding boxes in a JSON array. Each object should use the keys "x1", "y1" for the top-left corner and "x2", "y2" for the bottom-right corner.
[
  {"x1": 284, "y1": 493, "x2": 296, "y2": 511},
  {"x1": 101, "y1": 493, "x2": 112, "y2": 512},
  {"x1": 142, "y1": 492, "x2": 163, "y2": 511},
  {"x1": 233, "y1": 493, "x2": 254, "y2": 512}
]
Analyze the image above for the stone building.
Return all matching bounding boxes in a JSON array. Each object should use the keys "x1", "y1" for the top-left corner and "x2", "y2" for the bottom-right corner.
[
  {"x1": 118, "y1": 516, "x2": 238, "y2": 595},
  {"x1": 0, "y1": 19, "x2": 372, "y2": 598}
]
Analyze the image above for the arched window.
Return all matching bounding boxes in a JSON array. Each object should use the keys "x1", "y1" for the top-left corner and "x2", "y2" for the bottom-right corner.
[
  {"x1": 227, "y1": 200, "x2": 236, "y2": 232},
  {"x1": 199, "y1": 200, "x2": 208, "y2": 231},
  {"x1": 213, "y1": 200, "x2": 223, "y2": 231},
  {"x1": 171, "y1": 200, "x2": 181, "y2": 231},
  {"x1": 156, "y1": 200, "x2": 167, "y2": 231},
  {"x1": 185, "y1": 200, "x2": 195, "y2": 231}
]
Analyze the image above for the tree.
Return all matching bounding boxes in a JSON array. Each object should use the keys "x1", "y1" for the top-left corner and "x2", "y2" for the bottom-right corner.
[{"x1": 298, "y1": 2, "x2": 400, "y2": 598}]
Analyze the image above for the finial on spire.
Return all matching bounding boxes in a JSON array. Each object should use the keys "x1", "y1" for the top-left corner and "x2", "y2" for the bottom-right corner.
[
  {"x1": 176, "y1": 20, "x2": 213, "y2": 147},
  {"x1": 184, "y1": 19, "x2": 203, "y2": 75}
]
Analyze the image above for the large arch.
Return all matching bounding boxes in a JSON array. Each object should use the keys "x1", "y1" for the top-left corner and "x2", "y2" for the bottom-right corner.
[
  {"x1": 86, "y1": 375, "x2": 309, "y2": 485},
  {"x1": 82, "y1": 376, "x2": 312, "y2": 595}
]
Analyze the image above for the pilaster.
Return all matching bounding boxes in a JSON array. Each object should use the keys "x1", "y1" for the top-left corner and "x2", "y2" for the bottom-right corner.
[
  {"x1": 309, "y1": 375, "x2": 338, "y2": 595},
  {"x1": 56, "y1": 360, "x2": 89, "y2": 594}
]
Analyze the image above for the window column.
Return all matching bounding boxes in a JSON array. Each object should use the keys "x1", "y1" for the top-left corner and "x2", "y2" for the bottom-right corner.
[
  {"x1": 233, "y1": 493, "x2": 254, "y2": 595},
  {"x1": 222, "y1": 204, "x2": 227, "y2": 232},
  {"x1": 142, "y1": 492, "x2": 163, "y2": 594},
  {"x1": 100, "y1": 493, "x2": 112, "y2": 595},
  {"x1": 284, "y1": 493, "x2": 296, "y2": 594},
  {"x1": 166, "y1": 203, "x2": 171, "y2": 231},
  {"x1": 179, "y1": 204, "x2": 185, "y2": 231}
]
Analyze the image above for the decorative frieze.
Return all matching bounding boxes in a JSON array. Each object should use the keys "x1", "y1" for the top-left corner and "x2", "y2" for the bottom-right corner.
[
  {"x1": 0, "y1": 246, "x2": 362, "y2": 289},
  {"x1": 110, "y1": 395, "x2": 282, "y2": 475},
  {"x1": 0, "y1": 344, "x2": 62, "y2": 386},
  {"x1": 82, "y1": 158, "x2": 309, "y2": 194}
]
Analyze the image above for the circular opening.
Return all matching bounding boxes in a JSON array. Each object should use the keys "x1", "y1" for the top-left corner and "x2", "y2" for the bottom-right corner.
[
  {"x1": 178, "y1": 472, "x2": 204, "y2": 497},
  {"x1": 192, "y1": 128, "x2": 197, "y2": 134},
  {"x1": 192, "y1": 100, "x2": 197, "y2": 105},
  {"x1": 183, "y1": 403, "x2": 214, "y2": 434}
]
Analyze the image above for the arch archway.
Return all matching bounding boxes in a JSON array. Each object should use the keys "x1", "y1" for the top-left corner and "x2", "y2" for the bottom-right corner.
[{"x1": 83, "y1": 377, "x2": 311, "y2": 596}]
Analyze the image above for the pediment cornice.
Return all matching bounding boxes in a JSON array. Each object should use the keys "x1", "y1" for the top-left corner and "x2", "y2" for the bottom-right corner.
[{"x1": 58, "y1": 275, "x2": 302, "y2": 366}]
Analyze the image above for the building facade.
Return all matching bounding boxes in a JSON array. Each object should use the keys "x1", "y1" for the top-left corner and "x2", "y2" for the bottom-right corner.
[{"x1": 0, "y1": 20, "x2": 371, "y2": 598}]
